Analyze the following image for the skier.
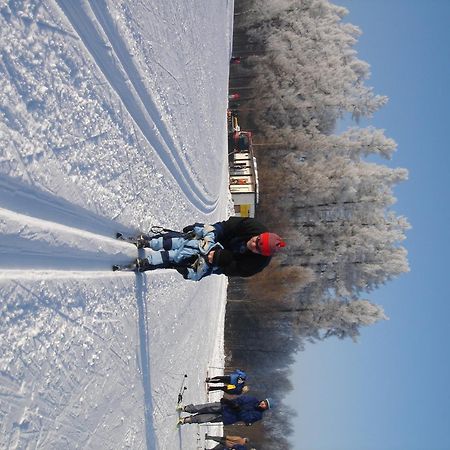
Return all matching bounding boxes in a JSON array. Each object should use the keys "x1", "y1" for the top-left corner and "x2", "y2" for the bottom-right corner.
[
  {"x1": 206, "y1": 369, "x2": 248, "y2": 395},
  {"x1": 205, "y1": 434, "x2": 253, "y2": 450},
  {"x1": 115, "y1": 224, "x2": 233, "y2": 281},
  {"x1": 131, "y1": 217, "x2": 285, "y2": 278},
  {"x1": 177, "y1": 396, "x2": 272, "y2": 426}
]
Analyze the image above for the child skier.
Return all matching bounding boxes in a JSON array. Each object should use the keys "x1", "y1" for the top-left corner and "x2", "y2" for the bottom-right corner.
[{"x1": 115, "y1": 224, "x2": 232, "y2": 281}]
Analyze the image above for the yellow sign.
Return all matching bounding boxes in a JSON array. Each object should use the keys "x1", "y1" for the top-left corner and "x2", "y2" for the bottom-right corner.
[{"x1": 240, "y1": 204, "x2": 251, "y2": 217}]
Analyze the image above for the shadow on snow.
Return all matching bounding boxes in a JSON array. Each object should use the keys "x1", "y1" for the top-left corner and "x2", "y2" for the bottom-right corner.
[{"x1": 135, "y1": 272, "x2": 158, "y2": 450}]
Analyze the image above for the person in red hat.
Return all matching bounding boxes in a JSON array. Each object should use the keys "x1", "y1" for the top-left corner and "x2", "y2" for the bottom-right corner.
[
  {"x1": 122, "y1": 217, "x2": 285, "y2": 278},
  {"x1": 183, "y1": 217, "x2": 286, "y2": 277}
]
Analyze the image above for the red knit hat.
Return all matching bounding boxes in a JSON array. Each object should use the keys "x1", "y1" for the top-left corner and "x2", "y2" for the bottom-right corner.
[{"x1": 257, "y1": 232, "x2": 286, "y2": 256}]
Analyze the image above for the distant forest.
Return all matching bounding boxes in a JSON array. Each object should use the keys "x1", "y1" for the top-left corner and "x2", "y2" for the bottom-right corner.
[{"x1": 224, "y1": 1, "x2": 409, "y2": 448}]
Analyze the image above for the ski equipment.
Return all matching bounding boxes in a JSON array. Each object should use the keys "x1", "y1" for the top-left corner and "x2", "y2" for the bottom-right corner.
[
  {"x1": 177, "y1": 373, "x2": 188, "y2": 408},
  {"x1": 112, "y1": 260, "x2": 138, "y2": 272},
  {"x1": 176, "y1": 374, "x2": 188, "y2": 427}
]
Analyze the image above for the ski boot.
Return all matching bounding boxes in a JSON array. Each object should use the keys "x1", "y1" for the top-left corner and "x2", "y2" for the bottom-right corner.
[
  {"x1": 136, "y1": 258, "x2": 162, "y2": 272},
  {"x1": 112, "y1": 260, "x2": 140, "y2": 272},
  {"x1": 135, "y1": 257, "x2": 149, "y2": 271},
  {"x1": 176, "y1": 417, "x2": 189, "y2": 427},
  {"x1": 135, "y1": 235, "x2": 151, "y2": 249}
]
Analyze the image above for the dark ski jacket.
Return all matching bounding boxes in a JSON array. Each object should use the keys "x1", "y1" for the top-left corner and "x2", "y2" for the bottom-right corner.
[
  {"x1": 229, "y1": 369, "x2": 247, "y2": 386},
  {"x1": 221, "y1": 395, "x2": 265, "y2": 426},
  {"x1": 184, "y1": 217, "x2": 271, "y2": 277}
]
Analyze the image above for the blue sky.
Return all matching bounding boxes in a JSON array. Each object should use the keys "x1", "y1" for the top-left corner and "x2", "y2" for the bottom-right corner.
[{"x1": 286, "y1": 1, "x2": 450, "y2": 449}]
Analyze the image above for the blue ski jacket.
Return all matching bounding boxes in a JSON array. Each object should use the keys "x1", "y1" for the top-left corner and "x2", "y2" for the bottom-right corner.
[
  {"x1": 229, "y1": 369, "x2": 247, "y2": 386},
  {"x1": 221, "y1": 395, "x2": 265, "y2": 426},
  {"x1": 151, "y1": 224, "x2": 224, "y2": 281},
  {"x1": 181, "y1": 224, "x2": 224, "y2": 281}
]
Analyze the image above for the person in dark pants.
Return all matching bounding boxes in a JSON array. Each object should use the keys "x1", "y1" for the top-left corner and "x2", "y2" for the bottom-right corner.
[
  {"x1": 207, "y1": 369, "x2": 247, "y2": 395},
  {"x1": 177, "y1": 396, "x2": 272, "y2": 426}
]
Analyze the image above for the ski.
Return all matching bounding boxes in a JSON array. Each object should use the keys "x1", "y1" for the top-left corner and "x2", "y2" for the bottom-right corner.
[
  {"x1": 115, "y1": 232, "x2": 140, "y2": 246},
  {"x1": 112, "y1": 261, "x2": 138, "y2": 272},
  {"x1": 116, "y1": 231, "x2": 154, "y2": 249},
  {"x1": 116, "y1": 226, "x2": 183, "y2": 247}
]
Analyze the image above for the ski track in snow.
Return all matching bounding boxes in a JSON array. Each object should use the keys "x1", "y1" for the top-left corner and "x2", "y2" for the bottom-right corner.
[
  {"x1": 1, "y1": 0, "x2": 233, "y2": 448},
  {"x1": 0, "y1": 205, "x2": 137, "y2": 271},
  {"x1": 54, "y1": 0, "x2": 218, "y2": 214}
]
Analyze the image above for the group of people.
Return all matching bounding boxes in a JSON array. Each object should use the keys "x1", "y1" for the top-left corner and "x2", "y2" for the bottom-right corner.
[
  {"x1": 132, "y1": 216, "x2": 286, "y2": 282},
  {"x1": 178, "y1": 369, "x2": 273, "y2": 450},
  {"x1": 131, "y1": 216, "x2": 285, "y2": 448}
]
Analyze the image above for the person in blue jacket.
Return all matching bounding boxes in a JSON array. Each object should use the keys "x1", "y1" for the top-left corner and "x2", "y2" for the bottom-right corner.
[
  {"x1": 206, "y1": 369, "x2": 247, "y2": 395},
  {"x1": 177, "y1": 395, "x2": 272, "y2": 426},
  {"x1": 133, "y1": 224, "x2": 233, "y2": 281}
]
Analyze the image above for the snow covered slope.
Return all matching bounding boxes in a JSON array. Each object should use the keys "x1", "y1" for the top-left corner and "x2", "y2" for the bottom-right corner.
[{"x1": 0, "y1": 1, "x2": 233, "y2": 448}]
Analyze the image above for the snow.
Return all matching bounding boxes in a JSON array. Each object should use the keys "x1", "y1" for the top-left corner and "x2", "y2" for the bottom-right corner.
[{"x1": 0, "y1": 1, "x2": 234, "y2": 448}]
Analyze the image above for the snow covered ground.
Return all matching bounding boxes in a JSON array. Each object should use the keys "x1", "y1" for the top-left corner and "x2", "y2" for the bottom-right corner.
[{"x1": 0, "y1": 1, "x2": 233, "y2": 448}]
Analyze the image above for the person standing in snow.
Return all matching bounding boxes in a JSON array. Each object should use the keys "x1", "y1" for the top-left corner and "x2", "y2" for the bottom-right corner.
[
  {"x1": 206, "y1": 369, "x2": 248, "y2": 395},
  {"x1": 205, "y1": 434, "x2": 254, "y2": 450},
  {"x1": 177, "y1": 396, "x2": 272, "y2": 426}
]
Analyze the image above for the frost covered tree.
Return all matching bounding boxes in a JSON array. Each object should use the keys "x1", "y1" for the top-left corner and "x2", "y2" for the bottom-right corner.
[
  {"x1": 234, "y1": 0, "x2": 387, "y2": 133},
  {"x1": 293, "y1": 299, "x2": 388, "y2": 341},
  {"x1": 227, "y1": 1, "x2": 410, "y2": 448},
  {"x1": 231, "y1": 0, "x2": 410, "y2": 316}
]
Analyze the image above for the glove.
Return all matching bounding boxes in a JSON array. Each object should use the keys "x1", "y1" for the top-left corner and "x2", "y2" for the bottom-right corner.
[
  {"x1": 182, "y1": 222, "x2": 204, "y2": 234},
  {"x1": 182, "y1": 224, "x2": 195, "y2": 233},
  {"x1": 175, "y1": 267, "x2": 189, "y2": 279},
  {"x1": 183, "y1": 230, "x2": 197, "y2": 240}
]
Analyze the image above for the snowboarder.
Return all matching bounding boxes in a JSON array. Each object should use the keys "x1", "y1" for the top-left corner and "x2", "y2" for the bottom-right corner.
[
  {"x1": 205, "y1": 433, "x2": 253, "y2": 450},
  {"x1": 206, "y1": 369, "x2": 248, "y2": 395},
  {"x1": 177, "y1": 396, "x2": 272, "y2": 426}
]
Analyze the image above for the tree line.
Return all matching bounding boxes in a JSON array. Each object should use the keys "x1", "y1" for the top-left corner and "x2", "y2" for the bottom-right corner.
[{"x1": 225, "y1": 0, "x2": 409, "y2": 448}]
